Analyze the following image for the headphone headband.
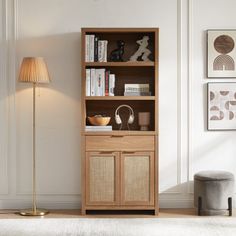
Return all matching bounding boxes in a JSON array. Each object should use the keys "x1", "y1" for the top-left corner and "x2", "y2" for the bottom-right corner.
[
  {"x1": 115, "y1": 104, "x2": 134, "y2": 116},
  {"x1": 115, "y1": 104, "x2": 134, "y2": 130}
]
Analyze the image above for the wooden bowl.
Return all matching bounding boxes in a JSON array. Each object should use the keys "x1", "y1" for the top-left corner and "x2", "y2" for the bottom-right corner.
[{"x1": 88, "y1": 116, "x2": 111, "y2": 126}]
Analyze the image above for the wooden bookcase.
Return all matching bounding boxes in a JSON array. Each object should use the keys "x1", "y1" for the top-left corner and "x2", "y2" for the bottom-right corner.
[{"x1": 81, "y1": 28, "x2": 159, "y2": 215}]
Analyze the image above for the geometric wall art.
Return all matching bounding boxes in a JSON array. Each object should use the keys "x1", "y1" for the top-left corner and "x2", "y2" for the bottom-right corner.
[
  {"x1": 208, "y1": 83, "x2": 236, "y2": 130},
  {"x1": 207, "y1": 30, "x2": 236, "y2": 77}
]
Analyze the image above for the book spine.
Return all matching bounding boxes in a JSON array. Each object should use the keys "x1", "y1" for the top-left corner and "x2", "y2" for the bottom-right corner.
[
  {"x1": 109, "y1": 74, "x2": 115, "y2": 96},
  {"x1": 95, "y1": 69, "x2": 102, "y2": 96},
  {"x1": 89, "y1": 35, "x2": 95, "y2": 62},
  {"x1": 101, "y1": 69, "x2": 105, "y2": 96},
  {"x1": 98, "y1": 41, "x2": 103, "y2": 62},
  {"x1": 86, "y1": 69, "x2": 91, "y2": 96},
  {"x1": 105, "y1": 70, "x2": 110, "y2": 96},
  {"x1": 85, "y1": 35, "x2": 90, "y2": 62},
  {"x1": 103, "y1": 40, "x2": 108, "y2": 62},
  {"x1": 94, "y1": 36, "x2": 99, "y2": 62},
  {"x1": 98, "y1": 40, "x2": 108, "y2": 62},
  {"x1": 90, "y1": 68, "x2": 96, "y2": 96},
  {"x1": 96, "y1": 69, "x2": 105, "y2": 96}
]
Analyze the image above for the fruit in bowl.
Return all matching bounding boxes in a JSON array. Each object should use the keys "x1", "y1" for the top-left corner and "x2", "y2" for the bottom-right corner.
[{"x1": 88, "y1": 115, "x2": 111, "y2": 126}]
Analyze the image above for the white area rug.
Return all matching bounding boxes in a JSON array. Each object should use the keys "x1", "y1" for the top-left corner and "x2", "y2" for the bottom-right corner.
[{"x1": 0, "y1": 218, "x2": 235, "y2": 236}]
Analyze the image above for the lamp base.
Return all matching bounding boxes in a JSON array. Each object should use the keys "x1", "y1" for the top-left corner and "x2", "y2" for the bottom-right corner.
[{"x1": 19, "y1": 208, "x2": 49, "y2": 216}]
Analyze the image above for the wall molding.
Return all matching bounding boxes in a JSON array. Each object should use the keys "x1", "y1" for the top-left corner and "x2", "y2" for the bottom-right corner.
[
  {"x1": 177, "y1": 0, "x2": 182, "y2": 187},
  {"x1": 164, "y1": 0, "x2": 194, "y2": 199},
  {"x1": 187, "y1": 0, "x2": 194, "y2": 194},
  {"x1": 0, "y1": 0, "x2": 9, "y2": 195},
  {"x1": 163, "y1": 0, "x2": 183, "y2": 195}
]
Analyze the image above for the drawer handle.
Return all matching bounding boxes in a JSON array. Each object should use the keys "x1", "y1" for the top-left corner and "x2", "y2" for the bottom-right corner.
[
  {"x1": 111, "y1": 135, "x2": 124, "y2": 138},
  {"x1": 122, "y1": 151, "x2": 135, "y2": 154},
  {"x1": 99, "y1": 151, "x2": 114, "y2": 154}
]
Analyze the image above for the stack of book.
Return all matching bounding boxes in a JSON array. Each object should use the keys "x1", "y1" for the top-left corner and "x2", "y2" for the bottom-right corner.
[
  {"x1": 85, "y1": 34, "x2": 108, "y2": 62},
  {"x1": 124, "y1": 84, "x2": 151, "y2": 96},
  {"x1": 85, "y1": 126, "x2": 112, "y2": 132},
  {"x1": 86, "y1": 68, "x2": 115, "y2": 96}
]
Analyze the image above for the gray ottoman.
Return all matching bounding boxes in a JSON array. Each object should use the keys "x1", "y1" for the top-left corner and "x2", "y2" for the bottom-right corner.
[{"x1": 194, "y1": 170, "x2": 234, "y2": 216}]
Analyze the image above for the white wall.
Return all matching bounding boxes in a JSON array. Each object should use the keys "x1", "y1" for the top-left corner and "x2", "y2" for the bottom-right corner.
[{"x1": 1, "y1": 0, "x2": 236, "y2": 209}]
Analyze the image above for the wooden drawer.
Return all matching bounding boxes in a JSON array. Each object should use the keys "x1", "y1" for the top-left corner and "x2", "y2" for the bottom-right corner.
[{"x1": 86, "y1": 135, "x2": 155, "y2": 151}]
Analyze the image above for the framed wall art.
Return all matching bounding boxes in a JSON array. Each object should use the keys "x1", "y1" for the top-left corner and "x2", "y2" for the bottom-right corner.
[
  {"x1": 207, "y1": 30, "x2": 236, "y2": 78},
  {"x1": 208, "y1": 82, "x2": 236, "y2": 130}
]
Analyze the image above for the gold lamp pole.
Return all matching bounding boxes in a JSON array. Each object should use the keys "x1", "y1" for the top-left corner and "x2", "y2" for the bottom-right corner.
[{"x1": 18, "y1": 57, "x2": 51, "y2": 216}]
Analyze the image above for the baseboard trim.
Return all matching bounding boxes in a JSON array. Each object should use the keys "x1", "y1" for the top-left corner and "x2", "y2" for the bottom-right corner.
[
  {"x1": 0, "y1": 199, "x2": 81, "y2": 210},
  {"x1": 0, "y1": 198, "x2": 195, "y2": 210},
  {"x1": 159, "y1": 198, "x2": 193, "y2": 208}
]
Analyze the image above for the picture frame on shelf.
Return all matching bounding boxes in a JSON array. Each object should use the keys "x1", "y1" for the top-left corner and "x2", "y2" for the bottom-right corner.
[
  {"x1": 208, "y1": 82, "x2": 236, "y2": 130},
  {"x1": 207, "y1": 30, "x2": 236, "y2": 78}
]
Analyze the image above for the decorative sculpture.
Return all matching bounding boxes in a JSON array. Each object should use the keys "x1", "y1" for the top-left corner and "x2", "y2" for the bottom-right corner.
[
  {"x1": 109, "y1": 40, "x2": 125, "y2": 62},
  {"x1": 129, "y1": 36, "x2": 151, "y2": 62}
]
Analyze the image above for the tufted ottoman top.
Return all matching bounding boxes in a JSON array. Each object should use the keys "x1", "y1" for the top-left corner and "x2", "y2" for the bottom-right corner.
[{"x1": 194, "y1": 170, "x2": 234, "y2": 181}]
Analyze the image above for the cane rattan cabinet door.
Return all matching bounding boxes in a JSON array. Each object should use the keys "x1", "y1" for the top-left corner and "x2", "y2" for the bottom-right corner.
[
  {"x1": 120, "y1": 152, "x2": 154, "y2": 206},
  {"x1": 86, "y1": 152, "x2": 119, "y2": 205}
]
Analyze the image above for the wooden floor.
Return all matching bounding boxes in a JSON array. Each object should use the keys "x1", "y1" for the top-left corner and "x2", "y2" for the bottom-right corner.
[{"x1": 0, "y1": 209, "x2": 234, "y2": 219}]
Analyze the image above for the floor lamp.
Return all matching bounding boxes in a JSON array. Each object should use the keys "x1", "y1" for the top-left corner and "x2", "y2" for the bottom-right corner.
[{"x1": 18, "y1": 57, "x2": 51, "y2": 216}]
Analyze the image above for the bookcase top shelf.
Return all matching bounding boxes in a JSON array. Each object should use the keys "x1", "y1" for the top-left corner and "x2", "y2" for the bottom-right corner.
[
  {"x1": 85, "y1": 96, "x2": 155, "y2": 101},
  {"x1": 85, "y1": 62, "x2": 155, "y2": 67},
  {"x1": 82, "y1": 28, "x2": 159, "y2": 33}
]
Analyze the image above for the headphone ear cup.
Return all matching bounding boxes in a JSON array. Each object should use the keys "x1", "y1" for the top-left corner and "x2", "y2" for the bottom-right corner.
[
  {"x1": 128, "y1": 114, "x2": 134, "y2": 124},
  {"x1": 115, "y1": 114, "x2": 122, "y2": 124}
]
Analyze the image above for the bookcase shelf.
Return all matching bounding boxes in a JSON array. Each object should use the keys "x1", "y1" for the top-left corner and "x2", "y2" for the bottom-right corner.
[
  {"x1": 85, "y1": 62, "x2": 155, "y2": 67},
  {"x1": 83, "y1": 130, "x2": 157, "y2": 136},
  {"x1": 85, "y1": 96, "x2": 155, "y2": 101},
  {"x1": 81, "y1": 28, "x2": 159, "y2": 215}
]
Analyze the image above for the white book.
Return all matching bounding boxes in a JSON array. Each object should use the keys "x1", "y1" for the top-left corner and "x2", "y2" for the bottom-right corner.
[
  {"x1": 89, "y1": 35, "x2": 95, "y2": 62},
  {"x1": 95, "y1": 69, "x2": 105, "y2": 96},
  {"x1": 90, "y1": 68, "x2": 96, "y2": 96},
  {"x1": 103, "y1": 40, "x2": 108, "y2": 62},
  {"x1": 85, "y1": 69, "x2": 91, "y2": 96},
  {"x1": 86, "y1": 126, "x2": 112, "y2": 130},
  {"x1": 85, "y1": 35, "x2": 90, "y2": 62},
  {"x1": 98, "y1": 40, "x2": 108, "y2": 62},
  {"x1": 98, "y1": 41, "x2": 103, "y2": 62},
  {"x1": 86, "y1": 129, "x2": 112, "y2": 132},
  {"x1": 109, "y1": 74, "x2": 115, "y2": 96},
  {"x1": 86, "y1": 127, "x2": 112, "y2": 132}
]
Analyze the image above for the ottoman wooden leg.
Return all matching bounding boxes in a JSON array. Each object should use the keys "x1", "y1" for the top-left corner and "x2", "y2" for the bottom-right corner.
[
  {"x1": 198, "y1": 197, "x2": 202, "y2": 216},
  {"x1": 228, "y1": 197, "x2": 232, "y2": 216}
]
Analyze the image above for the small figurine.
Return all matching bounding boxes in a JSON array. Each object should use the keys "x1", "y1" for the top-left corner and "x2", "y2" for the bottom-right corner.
[
  {"x1": 109, "y1": 40, "x2": 125, "y2": 62},
  {"x1": 129, "y1": 36, "x2": 151, "y2": 62}
]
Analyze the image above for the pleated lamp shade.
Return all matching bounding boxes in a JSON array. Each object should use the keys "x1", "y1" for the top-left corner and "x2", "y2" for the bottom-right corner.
[{"x1": 18, "y1": 57, "x2": 50, "y2": 83}]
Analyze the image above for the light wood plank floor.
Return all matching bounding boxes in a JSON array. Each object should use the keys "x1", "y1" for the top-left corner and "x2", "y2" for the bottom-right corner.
[{"x1": 0, "y1": 209, "x2": 234, "y2": 219}]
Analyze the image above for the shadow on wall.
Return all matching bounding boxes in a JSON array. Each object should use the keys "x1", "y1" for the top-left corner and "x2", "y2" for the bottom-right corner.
[
  {"x1": 15, "y1": 32, "x2": 83, "y2": 195},
  {"x1": 160, "y1": 181, "x2": 194, "y2": 195},
  {"x1": 159, "y1": 181, "x2": 195, "y2": 208}
]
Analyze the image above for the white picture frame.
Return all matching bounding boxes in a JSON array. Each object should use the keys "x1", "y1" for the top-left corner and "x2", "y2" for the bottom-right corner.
[
  {"x1": 208, "y1": 82, "x2": 236, "y2": 130},
  {"x1": 207, "y1": 30, "x2": 236, "y2": 78}
]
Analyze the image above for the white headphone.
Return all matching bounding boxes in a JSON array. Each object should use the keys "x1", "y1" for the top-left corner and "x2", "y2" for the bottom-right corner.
[{"x1": 115, "y1": 104, "x2": 134, "y2": 130}]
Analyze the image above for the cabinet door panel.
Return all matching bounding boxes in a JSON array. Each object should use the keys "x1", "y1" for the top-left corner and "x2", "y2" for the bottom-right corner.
[
  {"x1": 121, "y1": 152, "x2": 154, "y2": 205},
  {"x1": 86, "y1": 152, "x2": 119, "y2": 205}
]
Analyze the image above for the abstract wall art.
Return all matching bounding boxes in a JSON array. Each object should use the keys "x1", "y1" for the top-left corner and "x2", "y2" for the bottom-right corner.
[
  {"x1": 207, "y1": 30, "x2": 236, "y2": 77},
  {"x1": 208, "y1": 83, "x2": 236, "y2": 130}
]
